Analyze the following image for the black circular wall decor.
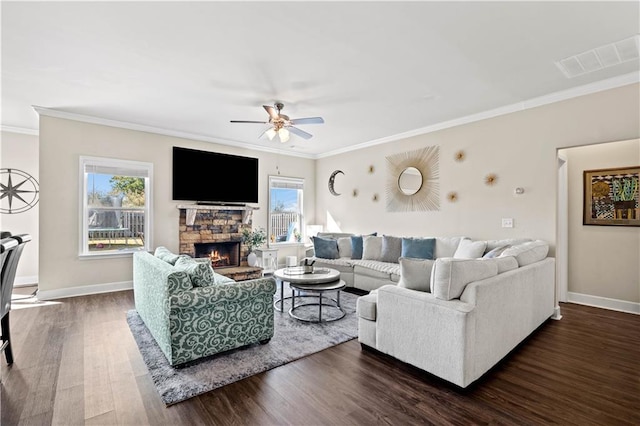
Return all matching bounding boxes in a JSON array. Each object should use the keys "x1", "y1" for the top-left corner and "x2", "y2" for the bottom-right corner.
[
  {"x1": 328, "y1": 170, "x2": 344, "y2": 196},
  {"x1": 1, "y1": 168, "x2": 40, "y2": 214}
]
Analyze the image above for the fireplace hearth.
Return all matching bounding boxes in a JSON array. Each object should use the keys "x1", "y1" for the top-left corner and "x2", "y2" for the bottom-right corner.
[{"x1": 194, "y1": 241, "x2": 240, "y2": 269}]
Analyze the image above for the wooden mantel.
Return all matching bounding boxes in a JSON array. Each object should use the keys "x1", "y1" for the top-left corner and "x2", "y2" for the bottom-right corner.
[{"x1": 176, "y1": 204, "x2": 259, "y2": 226}]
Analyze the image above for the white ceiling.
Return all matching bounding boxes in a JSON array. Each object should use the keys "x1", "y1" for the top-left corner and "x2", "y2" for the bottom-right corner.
[{"x1": 2, "y1": 1, "x2": 639, "y2": 158}]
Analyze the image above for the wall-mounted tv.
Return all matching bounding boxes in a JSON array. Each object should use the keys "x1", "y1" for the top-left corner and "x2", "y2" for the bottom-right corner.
[{"x1": 172, "y1": 146, "x2": 259, "y2": 205}]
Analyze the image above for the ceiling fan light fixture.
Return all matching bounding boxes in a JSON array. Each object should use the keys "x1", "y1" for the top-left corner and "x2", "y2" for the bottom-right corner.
[
  {"x1": 265, "y1": 128, "x2": 277, "y2": 140},
  {"x1": 278, "y1": 128, "x2": 290, "y2": 143}
]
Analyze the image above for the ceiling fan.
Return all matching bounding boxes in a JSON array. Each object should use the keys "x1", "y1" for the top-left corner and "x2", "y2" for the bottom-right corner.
[{"x1": 231, "y1": 102, "x2": 324, "y2": 143}]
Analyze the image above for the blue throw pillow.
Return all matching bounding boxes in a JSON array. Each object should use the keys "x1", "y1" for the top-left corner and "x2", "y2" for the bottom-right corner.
[
  {"x1": 401, "y1": 237, "x2": 435, "y2": 260},
  {"x1": 313, "y1": 236, "x2": 339, "y2": 259},
  {"x1": 350, "y1": 232, "x2": 377, "y2": 260}
]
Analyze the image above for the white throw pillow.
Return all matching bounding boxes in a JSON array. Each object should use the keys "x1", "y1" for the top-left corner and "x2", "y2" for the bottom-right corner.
[
  {"x1": 453, "y1": 238, "x2": 487, "y2": 259},
  {"x1": 431, "y1": 258, "x2": 498, "y2": 300},
  {"x1": 362, "y1": 235, "x2": 383, "y2": 260},
  {"x1": 397, "y1": 257, "x2": 435, "y2": 292},
  {"x1": 434, "y1": 236, "x2": 464, "y2": 258},
  {"x1": 500, "y1": 240, "x2": 549, "y2": 266},
  {"x1": 337, "y1": 237, "x2": 352, "y2": 258}
]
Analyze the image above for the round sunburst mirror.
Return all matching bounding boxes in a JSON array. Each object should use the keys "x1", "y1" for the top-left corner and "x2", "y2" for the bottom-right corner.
[{"x1": 385, "y1": 146, "x2": 440, "y2": 212}]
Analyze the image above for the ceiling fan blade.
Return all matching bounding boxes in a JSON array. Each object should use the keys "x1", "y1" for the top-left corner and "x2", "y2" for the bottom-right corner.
[
  {"x1": 230, "y1": 120, "x2": 268, "y2": 124},
  {"x1": 290, "y1": 117, "x2": 324, "y2": 125},
  {"x1": 263, "y1": 105, "x2": 279, "y2": 120},
  {"x1": 288, "y1": 126, "x2": 313, "y2": 140}
]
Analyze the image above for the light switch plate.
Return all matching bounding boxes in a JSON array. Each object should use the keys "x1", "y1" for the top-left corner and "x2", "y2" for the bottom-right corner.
[{"x1": 502, "y1": 218, "x2": 514, "y2": 228}]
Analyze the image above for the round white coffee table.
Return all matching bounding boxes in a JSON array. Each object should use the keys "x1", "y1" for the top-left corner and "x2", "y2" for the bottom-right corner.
[{"x1": 273, "y1": 267, "x2": 341, "y2": 316}]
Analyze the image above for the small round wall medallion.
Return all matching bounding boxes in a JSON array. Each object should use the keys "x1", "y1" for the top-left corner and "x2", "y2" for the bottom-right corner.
[
  {"x1": 1, "y1": 168, "x2": 40, "y2": 214},
  {"x1": 328, "y1": 170, "x2": 344, "y2": 196},
  {"x1": 484, "y1": 173, "x2": 497, "y2": 186},
  {"x1": 447, "y1": 191, "x2": 458, "y2": 202},
  {"x1": 454, "y1": 150, "x2": 465, "y2": 162}
]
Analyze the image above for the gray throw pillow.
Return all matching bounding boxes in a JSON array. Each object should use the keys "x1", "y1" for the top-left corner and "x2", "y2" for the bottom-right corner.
[
  {"x1": 398, "y1": 257, "x2": 435, "y2": 292},
  {"x1": 380, "y1": 235, "x2": 403, "y2": 263}
]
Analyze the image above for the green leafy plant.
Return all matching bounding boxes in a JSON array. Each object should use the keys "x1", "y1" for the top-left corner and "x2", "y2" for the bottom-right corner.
[{"x1": 242, "y1": 227, "x2": 267, "y2": 252}]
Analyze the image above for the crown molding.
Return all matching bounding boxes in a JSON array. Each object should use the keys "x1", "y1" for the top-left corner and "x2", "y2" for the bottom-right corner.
[
  {"x1": 317, "y1": 72, "x2": 640, "y2": 159},
  {"x1": 0, "y1": 125, "x2": 39, "y2": 136},
  {"x1": 31, "y1": 106, "x2": 316, "y2": 160}
]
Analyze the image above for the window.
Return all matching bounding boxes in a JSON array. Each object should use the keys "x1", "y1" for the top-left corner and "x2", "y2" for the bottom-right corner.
[
  {"x1": 268, "y1": 176, "x2": 304, "y2": 246},
  {"x1": 79, "y1": 156, "x2": 153, "y2": 257}
]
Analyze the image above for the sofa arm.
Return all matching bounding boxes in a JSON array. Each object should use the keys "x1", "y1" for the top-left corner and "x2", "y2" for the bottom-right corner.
[
  {"x1": 170, "y1": 277, "x2": 277, "y2": 310},
  {"x1": 375, "y1": 285, "x2": 476, "y2": 387}
]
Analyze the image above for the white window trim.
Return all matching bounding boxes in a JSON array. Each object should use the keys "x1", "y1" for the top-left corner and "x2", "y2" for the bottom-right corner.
[
  {"x1": 268, "y1": 175, "x2": 305, "y2": 247},
  {"x1": 79, "y1": 156, "x2": 153, "y2": 258}
]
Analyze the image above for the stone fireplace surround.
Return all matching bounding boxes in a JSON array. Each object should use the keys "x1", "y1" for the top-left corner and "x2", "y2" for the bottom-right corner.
[{"x1": 177, "y1": 205, "x2": 258, "y2": 268}]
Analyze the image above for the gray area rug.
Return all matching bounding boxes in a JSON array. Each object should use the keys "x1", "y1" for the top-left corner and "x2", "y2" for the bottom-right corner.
[{"x1": 127, "y1": 289, "x2": 359, "y2": 405}]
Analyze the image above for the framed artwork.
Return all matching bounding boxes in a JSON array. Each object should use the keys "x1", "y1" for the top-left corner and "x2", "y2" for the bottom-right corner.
[{"x1": 583, "y1": 166, "x2": 639, "y2": 226}]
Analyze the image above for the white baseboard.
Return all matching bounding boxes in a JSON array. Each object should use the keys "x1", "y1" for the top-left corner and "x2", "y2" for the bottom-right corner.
[
  {"x1": 567, "y1": 292, "x2": 640, "y2": 315},
  {"x1": 37, "y1": 280, "x2": 133, "y2": 301},
  {"x1": 14, "y1": 275, "x2": 38, "y2": 286}
]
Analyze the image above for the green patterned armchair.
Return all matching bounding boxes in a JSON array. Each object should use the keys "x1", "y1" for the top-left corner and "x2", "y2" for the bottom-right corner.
[{"x1": 133, "y1": 250, "x2": 276, "y2": 366}]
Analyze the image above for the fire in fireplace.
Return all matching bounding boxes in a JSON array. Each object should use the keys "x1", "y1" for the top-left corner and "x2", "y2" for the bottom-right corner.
[{"x1": 194, "y1": 241, "x2": 240, "y2": 269}]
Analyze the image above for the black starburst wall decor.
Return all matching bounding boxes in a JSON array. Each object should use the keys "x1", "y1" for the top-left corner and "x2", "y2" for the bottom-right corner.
[{"x1": 1, "y1": 168, "x2": 40, "y2": 214}]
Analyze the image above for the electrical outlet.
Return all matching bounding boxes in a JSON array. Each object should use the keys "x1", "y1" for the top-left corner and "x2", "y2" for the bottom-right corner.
[{"x1": 502, "y1": 218, "x2": 514, "y2": 228}]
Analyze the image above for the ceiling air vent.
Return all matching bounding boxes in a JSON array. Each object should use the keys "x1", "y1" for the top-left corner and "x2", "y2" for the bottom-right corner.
[{"x1": 556, "y1": 34, "x2": 640, "y2": 78}]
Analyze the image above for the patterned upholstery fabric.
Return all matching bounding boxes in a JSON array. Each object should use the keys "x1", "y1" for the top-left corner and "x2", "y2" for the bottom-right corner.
[{"x1": 133, "y1": 251, "x2": 276, "y2": 366}]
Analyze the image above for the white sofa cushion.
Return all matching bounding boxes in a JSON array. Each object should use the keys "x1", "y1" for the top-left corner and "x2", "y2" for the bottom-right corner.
[
  {"x1": 431, "y1": 258, "x2": 499, "y2": 300},
  {"x1": 485, "y1": 238, "x2": 532, "y2": 253},
  {"x1": 398, "y1": 257, "x2": 435, "y2": 292},
  {"x1": 500, "y1": 240, "x2": 549, "y2": 266},
  {"x1": 484, "y1": 256, "x2": 519, "y2": 274},
  {"x1": 362, "y1": 235, "x2": 383, "y2": 260},
  {"x1": 453, "y1": 238, "x2": 487, "y2": 259}
]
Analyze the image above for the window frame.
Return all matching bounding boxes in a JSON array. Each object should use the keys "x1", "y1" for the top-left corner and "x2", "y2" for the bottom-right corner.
[
  {"x1": 268, "y1": 175, "x2": 305, "y2": 248},
  {"x1": 79, "y1": 156, "x2": 153, "y2": 258}
]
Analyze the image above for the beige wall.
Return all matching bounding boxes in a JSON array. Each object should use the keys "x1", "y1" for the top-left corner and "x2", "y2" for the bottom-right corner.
[
  {"x1": 35, "y1": 83, "x2": 640, "y2": 306},
  {"x1": 38, "y1": 117, "x2": 315, "y2": 294},
  {"x1": 316, "y1": 83, "x2": 640, "y2": 303},
  {"x1": 563, "y1": 140, "x2": 640, "y2": 303},
  {"x1": 0, "y1": 131, "x2": 39, "y2": 284}
]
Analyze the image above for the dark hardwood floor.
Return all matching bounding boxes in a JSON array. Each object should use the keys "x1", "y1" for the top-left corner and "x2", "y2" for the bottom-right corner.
[{"x1": 1, "y1": 288, "x2": 639, "y2": 425}]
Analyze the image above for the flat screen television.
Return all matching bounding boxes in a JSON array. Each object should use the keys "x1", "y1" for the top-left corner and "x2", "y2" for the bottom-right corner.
[{"x1": 172, "y1": 146, "x2": 259, "y2": 205}]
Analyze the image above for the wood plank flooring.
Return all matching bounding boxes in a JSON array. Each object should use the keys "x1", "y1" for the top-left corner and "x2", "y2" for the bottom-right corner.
[{"x1": 1, "y1": 289, "x2": 639, "y2": 425}]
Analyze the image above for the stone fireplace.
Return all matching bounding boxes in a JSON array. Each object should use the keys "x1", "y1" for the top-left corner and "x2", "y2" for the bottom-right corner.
[{"x1": 178, "y1": 205, "x2": 257, "y2": 268}]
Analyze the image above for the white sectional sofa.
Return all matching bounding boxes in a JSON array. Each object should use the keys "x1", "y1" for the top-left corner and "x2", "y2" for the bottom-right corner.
[
  {"x1": 306, "y1": 232, "x2": 556, "y2": 388},
  {"x1": 305, "y1": 232, "x2": 533, "y2": 292}
]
